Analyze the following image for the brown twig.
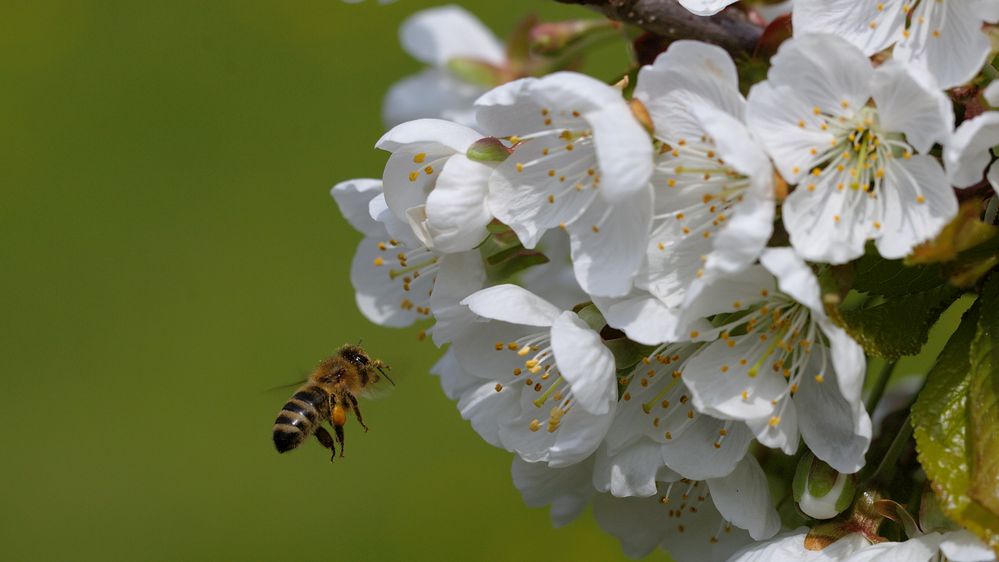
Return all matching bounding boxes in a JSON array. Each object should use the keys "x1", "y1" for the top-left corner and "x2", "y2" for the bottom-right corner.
[{"x1": 554, "y1": 0, "x2": 763, "y2": 56}]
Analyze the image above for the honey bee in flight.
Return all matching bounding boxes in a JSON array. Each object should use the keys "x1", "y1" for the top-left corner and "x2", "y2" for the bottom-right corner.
[{"x1": 273, "y1": 344, "x2": 391, "y2": 461}]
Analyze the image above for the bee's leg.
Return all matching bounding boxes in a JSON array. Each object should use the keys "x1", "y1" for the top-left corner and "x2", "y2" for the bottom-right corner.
[
  {"x1": 329, "y1": 394, "x2": 348, "y2": 458},
  {"x1": 314, "y1": 426, "x2": 336, "y2": 463},
  {"x1": 346, "y1": 393, "x2": 369, "y2": 432},
  {"x1": 333, "y1": 423, "x2": 346, "y2": 458}
]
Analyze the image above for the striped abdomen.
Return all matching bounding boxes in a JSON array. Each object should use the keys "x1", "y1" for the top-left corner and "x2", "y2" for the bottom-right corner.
[{"x1": 273, "y1": 385, "x2": 328, "y2": 453}]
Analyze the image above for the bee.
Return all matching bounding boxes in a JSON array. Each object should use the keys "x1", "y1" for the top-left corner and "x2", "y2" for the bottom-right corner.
[{"x1": 272, "y1": 344, "x2": 391, "y2": 461}]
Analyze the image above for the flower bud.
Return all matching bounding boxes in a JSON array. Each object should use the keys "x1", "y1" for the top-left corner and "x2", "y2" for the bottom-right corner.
[
  {"x1": 466, "y1": 137, "x2": 511, "y2": 163},
  {"x1": 793, "y1": 452, "x2": 856, "y2": 519}
]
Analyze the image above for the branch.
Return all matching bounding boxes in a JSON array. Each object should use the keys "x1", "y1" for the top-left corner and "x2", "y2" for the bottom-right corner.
[{"x1": 554, "y1": 0, "x2": 763, "y2": 57}]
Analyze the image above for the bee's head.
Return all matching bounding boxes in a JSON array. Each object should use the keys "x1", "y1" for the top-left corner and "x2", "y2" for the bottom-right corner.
[{"x1": 339, "y1": 344, "x2": 370, "y2": 367}]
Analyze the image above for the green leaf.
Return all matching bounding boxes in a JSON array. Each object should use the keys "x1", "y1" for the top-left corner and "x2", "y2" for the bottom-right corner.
[
  {"x1": 839, "y1": 285, "x2": 960, "y2": 360},
  {"x1": 851, "y1": 252, "x2": 945, "y2": 298},
  {"x1": 912, "y1": 297, "x2": 999, "y2": 555},
  {"x1": 968, "y1": 275, "x2": 999, "y2": 548}
]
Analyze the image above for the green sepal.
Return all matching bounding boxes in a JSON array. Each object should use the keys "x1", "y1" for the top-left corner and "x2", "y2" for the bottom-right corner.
[
  {"x1": 573, "y1": 303, "x2": 605, "y2": 333},
  {"x1": 603, "y1": 338, "x2": 657, "y2": 375},
  {"x1": 446, "y1": 58, "x2": 501, "y2": 87}
]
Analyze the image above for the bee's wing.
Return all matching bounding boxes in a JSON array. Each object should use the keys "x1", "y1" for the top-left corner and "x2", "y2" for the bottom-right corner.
[
  {"x1": 265, "y1": 378, "x2": 307, "y2": 393},
  {"x1": 357, "y1": 365, "x2": 397, "y2": 400}
]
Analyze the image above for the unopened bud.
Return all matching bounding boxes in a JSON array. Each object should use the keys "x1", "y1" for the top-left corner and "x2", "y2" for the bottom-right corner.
[
  {"x1": 466, "y1": 137, "x2": 511, "y2": 163},
  {"x1": 530, "y1": 20, "x2": 614, "y2": 54},
  {"x1": 793, "y1": 452, "x2": 856, "y2": 520}
]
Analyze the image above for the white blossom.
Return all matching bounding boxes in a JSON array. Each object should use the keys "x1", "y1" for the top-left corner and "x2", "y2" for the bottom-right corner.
[
  {"x1": 678, "y1": 248, "x2": 871, "y2": 473},
  {"x1": 332, "y1": 179, "x2": 483, "y2": 341},
  {"x1": 451, "y1": 284, "x2": 618, "y2": 466},
  {"x1": 376, "y1": 118, "x2": 494, "y2": 254},
  {"x1": 383, "y1": 5, "x2": 505, "y2": 128},
  {"x1": 477, "y1": 72, "x2": 655, "y2": 297},
  {"x1": 635, "y1": 41, "x2": 775, "y2": 309},
  {"x1": 747, "y1": 34, "x2": 956, "y2": 264},
  {"x1": 793, "y1": 0, "x2": 999, "y2": 89}
]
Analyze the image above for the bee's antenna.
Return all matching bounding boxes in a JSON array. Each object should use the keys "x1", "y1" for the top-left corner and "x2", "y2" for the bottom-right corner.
[{"x1": 377, "y1": 366, "x2": 395, "y2": 386}]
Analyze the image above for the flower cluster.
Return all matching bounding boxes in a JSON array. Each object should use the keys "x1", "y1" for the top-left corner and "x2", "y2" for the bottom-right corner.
[{"x1": 331, "y1": 3, "x2": 999, "y2": 561}]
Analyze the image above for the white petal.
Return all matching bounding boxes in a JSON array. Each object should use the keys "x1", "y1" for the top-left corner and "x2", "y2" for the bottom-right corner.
[
  {"x1": 430, "y1": 251, "x2": 486, "y2": 345},
  {"x1": 368, "y1": 193, "x2": 421, "y2": 248},
  {"x1": 894, "y1": 1, "x2": 992, "y2": 89},
  {"x1": 707, "y1": 455, "x2": 780, "y2": 540},
  {"x1": 474, "y1": 78, "x2": 545, "y2": 138},
  {"x1": 531, "y1": 72, "x2": 654, "y2": 201},
  {"x1": 683, "y1": 335, "x2": 789, "y2": 420},
  {"x1": 350, "y1": 237, "x2": 422, "y2": 327},
  {"x1": 487, "y1": 135, "x2": 598, "y2": 248},
  {"x1": 781, "y1": 170, "x2": 875, "y2": 264},
  {"x1": 511, "y1": 456, "x2": 595, "y2": 527},
  {"x1": 551, "y1": 311, "x2": 617, "y2": 415},
  {"x1": 872, "y1": 61, "x2": 953, "y2": 154},
  {"x1": 677, "y1": 0, "x2": 737, "y2": 16},
  {"x1": 727, "y1": 530, "x2": 869, "y2": 562},
  {"x1": 746, "y1": 81, "x2": 837, "y2": 184},
  {"x1": 794, "y1": 335, "x2": 871, "y2": 474},
  {"x1": 458, "y1": 380, "x2": 522, "y2": 448},
  {"x1": 759, "y1": 248, "x2": 825, "y2": 314},
  {"x1": 382, "y1": 69, "x2": 484, "y2": 128},
  {"x1": 680, "y1": 265, "x2": 776, "y2": 336},
  {"x1": 567, "y1": 187, "x2": 653, "y2": 298},
  {"x1": 593, "y1": 293, "x2": 682, "y2": 346},
  {"x1": 792, "y1": 0, "x2": 905, "y2": 56},
  {"x1": 593, "y1": 493, "x2": 668, "y2": 558},
  {"x1": 876, "y1": 155, "x2": 957, "y2": 260},
  {"x1": 748, "y1": 401, "x2": 801, "y2": 455},
  {"x1": 946, "y1": 112, "x2": 999, "y2": 188},
  {"x1": 500, "y1": 401, "x2": 614, "y2": 467},
  {"x1": 399, "y1": 5, "x2": 505, "y2": 67},
  {"x1": 429, "y1": 349, "x2": 479, "y2": 401},
  {"x1": 376, "y1": 118, "x2": 481, "y2": 154},
  {"x1": 593, "y1": 440, "x2": 668, "y2": 498},
  {"x1": 939, "y1": 530, "x2": 996, "y2": 562},
  {"x1": 330, "y1": 178, "x2": 386, "y2": 237},
  {"x1": 660, "y1": 417, "x2": 753, "y2": 480},
  {"x1": 451, "y1": 321, "x2": 535, "y2": 381},
  {"x1": 461, "y1": 284, "x2": 560, "y2": 327},
  {"x1": 843, "y1": 534, "x2": 944, "y2": 562},
  {"x1": 766, "y1": 34, "x2": 874, "y2": 118},
  {"x1": 424, "y1": 155, "x2": 493, "y2": 252}
]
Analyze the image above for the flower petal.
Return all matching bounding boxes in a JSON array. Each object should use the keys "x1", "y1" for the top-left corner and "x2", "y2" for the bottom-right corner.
[
  {"x1": 430, "y1": 251, "x2": 486, "y2": 346},
  {"x1": 458, "y1": 380, "x2": 522, "y2": 448},
  {"x1": 706, "y1": 455, "x2": 780, "y2": 541},
  {"x1": 593, "y1": 440, "x2": 673, "y2": 498},
  {"x1": 429, "y1": 349, "x2": 480, "y2": 401},
  {"x1": 551, "y1": 311, "x2": 617, "y2": 415},
  {"x1": 424, "y1": 155, "x2": 493, "y2": 252},
  {"x1": 660, "y1": 417, "x2": 753, "y2": 480},
  {"x1": 939, "y1": 530, "x2": 996, "y2": 562},
  {"x1": 893, "y1": 1, "x2": 992, "y2": 89},
  {"x1": 792, "y1": 0, "x2": 905, "y2": 56},
  {"x1": 593, "y1": 293, "x2": 683, "y2": 346},
  {"x1": 382, "y1": 68, "x2": 484, "y2": 128},
  {"x1": 945, "y1": 112, "x2": 999, "y2": 188},
  {"x1": 759, "y1": 248, "x2": 825, "y2": 314},
  {"x1": 567, "y1": 187, "x2": 653, "y2": 298},
  {"x1": 399, "y1": 5, "x2": 505, "y2": 67},
  {"x1": 461, "y1": 284, "x2": 560, "y2": 327},
  {"x1": 677, "y1": 0, "x2": 737, "y2": 16},
  {"x1": 872, "y1": 61, "x2": 953, "y2": 154},
  {"x1": 511, "y1": 456, "x2": 595, "y2": 527},
  {"x1": 330, "y1": 178, "x2": 387, "y2": 237},
  {"x1": 876, "y1": 155, "x2": 957, "y2": 260},
  {"x1": 766, "y1": 34, "x2": 874, "y2": 119}
]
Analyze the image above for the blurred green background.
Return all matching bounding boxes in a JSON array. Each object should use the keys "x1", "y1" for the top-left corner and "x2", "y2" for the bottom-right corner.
[{"x1": 0, "y1": 1, "x2": 645, "y2": 560}]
